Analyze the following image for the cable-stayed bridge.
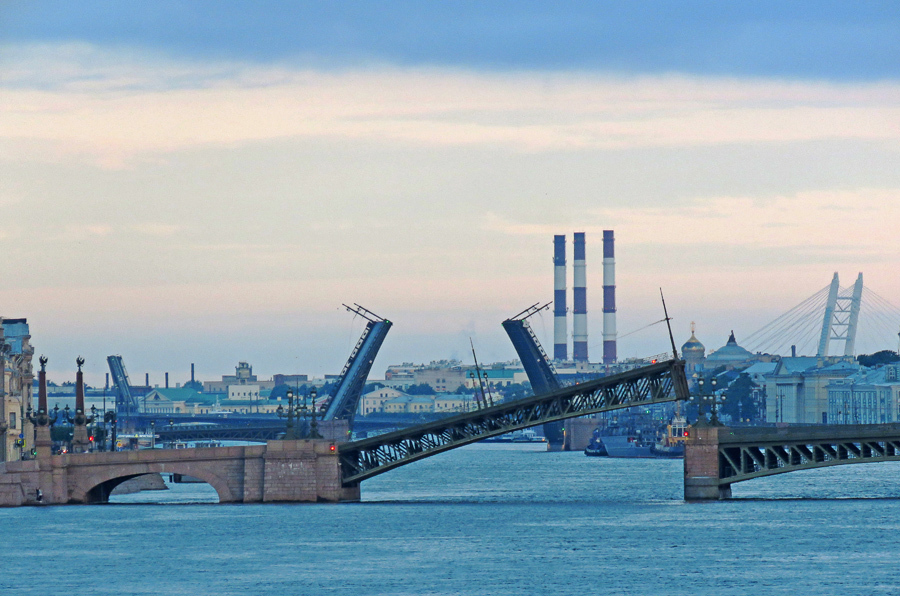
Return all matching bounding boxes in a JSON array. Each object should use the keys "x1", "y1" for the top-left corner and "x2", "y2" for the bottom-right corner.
[{"x1": 743, "y1": 272, "x2": 900, "y2": 357}]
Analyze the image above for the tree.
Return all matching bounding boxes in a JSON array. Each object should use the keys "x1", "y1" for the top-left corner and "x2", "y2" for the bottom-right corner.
[
  {"x1": 857, "y1": 351, "x2": 900, "y2": 368},
  {"x1": 363, "y1": 382, "x2": 385, "y2": 394},
  {"x1": 499, "y1": 382, "x2": 533, "y2": 402},
  {"x1": 720, "y1": 374, "x2": 760, "y2": 423},
  {"x1": 405, "y1": 383, "x2": 436, "y2": 395}
]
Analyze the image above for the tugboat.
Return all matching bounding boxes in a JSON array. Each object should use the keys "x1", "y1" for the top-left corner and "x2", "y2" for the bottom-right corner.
[
  {"x1": 648, "y1": 413, "x2": 688, "y2": 458},
  {"x1": 583, "y1": 427, "x2": 608, "y2": 456}
]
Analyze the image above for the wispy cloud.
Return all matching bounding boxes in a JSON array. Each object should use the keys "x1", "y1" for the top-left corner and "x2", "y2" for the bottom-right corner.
[{"x1": 3, "y1": 44, "x2": 899, "y2": 168}]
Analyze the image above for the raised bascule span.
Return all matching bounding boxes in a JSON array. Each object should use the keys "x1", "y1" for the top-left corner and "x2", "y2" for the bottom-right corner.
[
  {"x1": 502, "y1": 303, "x2": 566, "y2": 448},
  {"x1": 107, "y1": 355, "x2": 139, "y2": 423},
  {"x1": 501, "y1": 303, "x2": 562, "y2": 396},
  {"x1": 322, "y1": 304, "x2": 392, "y2": 425}
]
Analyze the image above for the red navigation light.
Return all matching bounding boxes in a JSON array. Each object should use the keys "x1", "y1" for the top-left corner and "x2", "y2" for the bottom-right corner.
[
  {"x1": 329, "y1": 444, "x2": 336, "y2": 452},
  {"x1": 683, "y1": 431, "x2": 689, "y2": 437},
  {"x1": 651, "y1": 359, "x2": 658, "y2": 364}
]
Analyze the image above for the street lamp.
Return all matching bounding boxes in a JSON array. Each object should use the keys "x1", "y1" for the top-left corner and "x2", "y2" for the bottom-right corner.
[
  {"x1": 308, "y1": 388, "x2": 321, "y2": 439},
  {"x1": 276, "y1": 389, "x2": 301, "y2": 440},
  {"x1": 691, "y1": 375, "x2": 722, "y2": 426}
]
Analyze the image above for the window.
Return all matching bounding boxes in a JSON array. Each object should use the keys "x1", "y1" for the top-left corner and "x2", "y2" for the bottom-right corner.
[{"x1": 9, "y1": 412, "x2": 15, "y2": 429}]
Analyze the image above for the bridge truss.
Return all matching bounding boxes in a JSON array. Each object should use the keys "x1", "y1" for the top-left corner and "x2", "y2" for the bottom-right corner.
[
  {"x1": 339, "y1": 359, "x2": 689, "y2": 484},
  {"x1": 716, "y1": 423, "x2": 900, "y2": 485}
]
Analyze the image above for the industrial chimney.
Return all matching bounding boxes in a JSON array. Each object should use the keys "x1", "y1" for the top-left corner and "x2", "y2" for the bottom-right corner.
[
  {"x1": 553, "y1": 235, "x2": 567, "y2": 361},
  {"x1": 573, "y1": 232, "x2": 588, "y2": 362},
  {"x1": 602, "y1": 230, "x2": 617, "y2": 364}
]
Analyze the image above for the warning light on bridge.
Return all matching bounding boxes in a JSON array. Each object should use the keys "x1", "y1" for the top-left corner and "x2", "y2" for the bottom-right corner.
[{"x1": 329, "y1": 444, "x2": 336, "y2": 452}]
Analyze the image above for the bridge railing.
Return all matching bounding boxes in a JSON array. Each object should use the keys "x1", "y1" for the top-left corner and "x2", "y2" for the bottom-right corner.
[
  {"x1": 715, "y1": 423, "x2": 900, "y2": 484},
  {"x1": 339, "y1": 359, "x2": 689, "y2": 484}
]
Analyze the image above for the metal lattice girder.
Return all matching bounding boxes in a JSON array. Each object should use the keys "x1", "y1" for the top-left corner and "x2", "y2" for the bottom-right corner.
[
  {"x1": 715, "y1": 423, "x2": 900, "y2": 484},
  {"x1": 339, "y1": 359, "x2": 689, "y2": 485}
]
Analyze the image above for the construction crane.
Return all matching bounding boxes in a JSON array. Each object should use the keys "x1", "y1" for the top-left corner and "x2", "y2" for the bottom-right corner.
[{"x1": 322, "y1": 304, "x2": 392, "y2": 426}]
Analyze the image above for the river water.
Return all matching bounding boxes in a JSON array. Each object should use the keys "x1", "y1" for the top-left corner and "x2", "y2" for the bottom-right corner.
[{"x1": 2, "y1": 442, "x2": 900, "y2": 595}]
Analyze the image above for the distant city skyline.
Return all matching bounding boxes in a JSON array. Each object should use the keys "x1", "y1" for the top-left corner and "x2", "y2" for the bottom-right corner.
[{"x1": 2, "y1": 2, "x2": 900, "y2": 385}]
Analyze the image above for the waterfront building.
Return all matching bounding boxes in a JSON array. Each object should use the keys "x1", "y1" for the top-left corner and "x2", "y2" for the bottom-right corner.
[
  {"x1": 228, "y1": 384, "x2": 260, "y2": 401},
  {"x1": 384, "y1": 360, "x2": 525, "y2": 393},
  {"x1": 434, "y1": 394, "x2": 478, "y2": 413},
  {"x1": 141, "y1": 387, "x2": 198, "y2": 414},
  {"x1": 203, "y1": 362, "x2": 276, "y2": 393},
  {"x1": 1, "y1": 318, "x2": 34, "y2": 462},
  {"x1": 359, "y1": 387, "x2": 408, "y2": 415},
  {"x1": 765, "y1": 357, "x2": 859, "y2": 423},
  {"x1": 827, "y1": 364, "x2": 900, "y2": 424}
]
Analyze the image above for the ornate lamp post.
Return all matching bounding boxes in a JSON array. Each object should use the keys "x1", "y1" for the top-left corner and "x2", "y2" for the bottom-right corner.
[
  {"x1": 691, "y1": 375, "x2": 721, "y2": 426},
  {"x1": 63, "y1": 357, "x2": 95, "y2": 453},
  {"x1": 26, "y1": 356, "x2": 59, "y2": 459},
  {"x1": 276, "y1": 389, "x2": 301, "y2": 440},
  {"x1": 104, "y1": 409, "x2": 118, "y2": 451},
  {"x1": 0, "y1": 341, "x2": 9, "y2": 461},
  {"x1": 308, "y1": 387, "x2": 322, "y2": 439},
  {"x1": 277, "y1": 387, "x2": 322, "y2": 440}
]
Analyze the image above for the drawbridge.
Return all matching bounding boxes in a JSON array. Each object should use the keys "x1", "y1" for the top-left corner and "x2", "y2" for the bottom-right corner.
[
  {"x1": 339, "y1": 358, "x2": 689, "y2": 484},
  {"x1": 322, "y1": 304, "x2": 392, "y2": 425},
  {"x1": 107, "y1": 355, "x2": 139, "y2": 423},
  {"x1": 501, "y1": 303, "x2": 565, "y2": 446},
  {"x1": 108, "y1": 304, "x2": 391, "y2": 436}
]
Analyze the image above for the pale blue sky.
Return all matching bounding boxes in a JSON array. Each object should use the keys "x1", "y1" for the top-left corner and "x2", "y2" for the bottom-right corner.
[
  {"x1": 2, "y1": 2, "x2": 899, "y2": 384},
  {"x1": 2, "y1": 1, "x2": 899, "y2": 78}
]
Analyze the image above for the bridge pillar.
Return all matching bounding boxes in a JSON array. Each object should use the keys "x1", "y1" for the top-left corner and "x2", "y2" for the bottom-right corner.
[
  {"x1": 263, "y1": 440, "x2": 359, "y2": 502},
  {"x1": 684, "y1": 425, "x2": 731, "y2": 501}
]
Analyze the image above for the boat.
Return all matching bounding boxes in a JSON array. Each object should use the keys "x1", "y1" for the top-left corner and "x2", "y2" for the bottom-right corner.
[
  {"x1": 586, "y1": 409, "x2": 689, "y2": 459},
  {"x1": 601, "y1": 432, "x2": 656, "y2": 458},
  {"x1": 648, "y1": 414, "x2": 688, "y2": 458},
  {"x1": 583, "y1": 426, "x2": 608, "y2": 456}
]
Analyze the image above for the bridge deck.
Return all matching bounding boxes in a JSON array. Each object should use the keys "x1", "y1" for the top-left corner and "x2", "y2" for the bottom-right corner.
[
  {"x1": 340, "y1": 359, "x2": 689, "y2": 484},
  {"x1": 704, "y1": 423, "x2": 900, "y2": 486}
]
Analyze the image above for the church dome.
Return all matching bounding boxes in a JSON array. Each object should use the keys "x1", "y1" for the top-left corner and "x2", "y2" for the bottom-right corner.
[
  {"x1": 706, "y1": 331, "x2": 754, "y2": 363},
  {"x1": 681, "y1": 332, "x2": 705, "y2": 357}
]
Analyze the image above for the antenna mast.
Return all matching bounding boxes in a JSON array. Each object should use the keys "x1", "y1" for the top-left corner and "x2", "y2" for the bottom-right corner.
[{"x1": 660, "y1": 288, "x2": 678, "y2": 359}]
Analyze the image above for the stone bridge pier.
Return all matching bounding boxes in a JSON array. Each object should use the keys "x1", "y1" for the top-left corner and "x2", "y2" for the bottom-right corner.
[
  {"x1": 0, "y1": 438, "x2": 359, "y2": 506},
  {"x1": 684, "y1": 425, "x2": 732, "y2": 501}
]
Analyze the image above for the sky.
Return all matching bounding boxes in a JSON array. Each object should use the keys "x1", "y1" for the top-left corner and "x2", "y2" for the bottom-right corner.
[{"x1": 2, "y1": 1, "x2": 900, "y2": 385}]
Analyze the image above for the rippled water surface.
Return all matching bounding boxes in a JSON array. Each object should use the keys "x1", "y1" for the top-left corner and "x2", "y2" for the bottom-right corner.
[{"x1": 3, "y1": 443, "x2": 900, "y2": 595}]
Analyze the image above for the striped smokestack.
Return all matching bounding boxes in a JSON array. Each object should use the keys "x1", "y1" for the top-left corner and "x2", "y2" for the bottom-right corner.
[
  {"x1": 572, "y1": 232, "x2": 588, "y2": 362},
  {"x1": 553, "y1": 234, "x2": 567, "y2": 361},
  {"x1": 602, "y1": 230, "x2": 617, "y2": 364}
]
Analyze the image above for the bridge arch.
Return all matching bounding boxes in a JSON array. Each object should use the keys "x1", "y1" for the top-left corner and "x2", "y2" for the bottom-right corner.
[{"x1": 69, "y1": 462, "x2": 236, "y2": 504}]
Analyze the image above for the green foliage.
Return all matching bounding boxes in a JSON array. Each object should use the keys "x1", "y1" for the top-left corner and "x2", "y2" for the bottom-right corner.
[
  {"x1": 182, "y1": 380, "x2": 203, "y2": 391},
  {"x1": 720, "y1": 374, "x2": 762, "y2": 423},
  {"x1": 405, "y1": 383, "x2": 436, "y2": 395},
  {"x1": 499, "y1": 382, "x2": 533, "y2": 402},
  {"x1": 857, "y1": 351, "x2": 900, "y2": 368}
]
